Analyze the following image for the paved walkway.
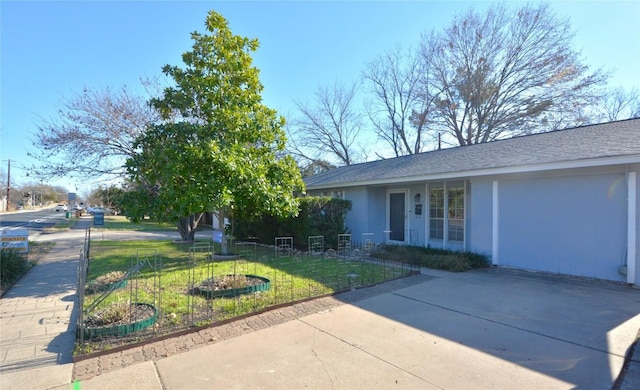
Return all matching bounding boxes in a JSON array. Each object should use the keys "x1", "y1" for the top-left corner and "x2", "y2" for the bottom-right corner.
[
  {"x1": 69, "y1": 268, "x2": 640, "y2": 389},
  {"x1": 71, "y1": 275, "x2": 429, "y2": 382},
  {"x1": 0, "y1": 217, "x2": 638, "y2": 389},
  {"x1": 0, "y1": 220, "x2": 90, "y2": 389}
]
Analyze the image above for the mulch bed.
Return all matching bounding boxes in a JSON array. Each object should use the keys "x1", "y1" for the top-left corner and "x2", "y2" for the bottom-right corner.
[{"x1": 84, "y1": 303, "x2": 156, "y2": 328}]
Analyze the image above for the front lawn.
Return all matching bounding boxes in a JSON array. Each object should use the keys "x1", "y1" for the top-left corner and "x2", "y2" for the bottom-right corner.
[
  {"x1": 78, "y1": 240, "x2": 413, "y2": 353},
  {"x1": 96, "y1": 215, "x2": 177, "y2": 231}
]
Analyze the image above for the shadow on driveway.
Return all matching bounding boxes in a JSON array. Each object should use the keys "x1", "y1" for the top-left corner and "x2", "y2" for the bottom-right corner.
[{"x1": 325, "y1": 268, "x2": 640, "y2": 389}]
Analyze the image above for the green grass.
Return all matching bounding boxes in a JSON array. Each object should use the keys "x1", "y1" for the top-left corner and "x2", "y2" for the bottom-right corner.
[
  {"x1": 97, "y1": 215, "x2": 177, "y2": 231},
  {"x1": 83, "y1": 240, "x2": 410, "y2": 331},
  {"x1": 44, "y1": 219, "x2": 76, "y2": 231}
]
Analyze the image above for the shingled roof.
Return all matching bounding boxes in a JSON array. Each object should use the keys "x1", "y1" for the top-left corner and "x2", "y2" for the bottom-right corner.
[{"x1": 304, "y1": 118, "x2": 640, "y2": 189}]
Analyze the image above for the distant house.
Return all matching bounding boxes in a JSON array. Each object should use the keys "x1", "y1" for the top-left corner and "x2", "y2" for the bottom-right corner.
[{"x1": 304, "y1": 118, "x2": 640, "y2": 287}]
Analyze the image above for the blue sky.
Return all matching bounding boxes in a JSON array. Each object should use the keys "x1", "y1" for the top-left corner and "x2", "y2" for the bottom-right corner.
[{"x1": 1, "y1": 0, "x2": 639, "y2": 193}]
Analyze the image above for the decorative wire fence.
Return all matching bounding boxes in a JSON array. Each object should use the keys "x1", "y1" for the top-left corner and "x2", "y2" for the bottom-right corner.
[{"x1": 75, "y1": 232, "x2": 418, "y2": 355}]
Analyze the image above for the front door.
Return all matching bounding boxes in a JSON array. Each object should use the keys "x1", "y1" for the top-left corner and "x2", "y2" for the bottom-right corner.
[{"x1": 389, "y1": 191, "x2": 406, "y2": 242}]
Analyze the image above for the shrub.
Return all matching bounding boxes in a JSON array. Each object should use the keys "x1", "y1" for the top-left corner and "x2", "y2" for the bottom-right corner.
[
  {"x1": 371, "y1": 245, "x2": 489, "y2": 272},
  {"x1": 234, "y1": 196, "x2": 352, "y2": 249},
  {"x1": 0, "y1": 248, "x2": 31, "y2": 289}
]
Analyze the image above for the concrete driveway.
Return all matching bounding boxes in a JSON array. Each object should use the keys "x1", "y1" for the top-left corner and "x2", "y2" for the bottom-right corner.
[{"x1": 76, "y1": 268, "x2": 640, "y2": 390}]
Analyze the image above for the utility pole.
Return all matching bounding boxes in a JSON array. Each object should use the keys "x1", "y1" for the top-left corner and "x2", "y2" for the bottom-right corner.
[{"x1": 6, "y1": 159, "x2": 10, "y2": 211}]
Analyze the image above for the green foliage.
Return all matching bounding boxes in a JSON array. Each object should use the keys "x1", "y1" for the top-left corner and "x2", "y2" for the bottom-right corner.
[
  {"x1": 0, "y1": 248, "x2": 31, "y2": 290},
  {"x1": 234, "y1": 196, "x2": 352, "y2": 249},
  {"x1": 371, "y1": 245, "x2": 489, "y2": 272},
  {"x1": 92, "y1": 185, "x2": 125, "y2": 212},
  {"x1": 123, "y1": 10, "x2": 304, "y2": 240}
]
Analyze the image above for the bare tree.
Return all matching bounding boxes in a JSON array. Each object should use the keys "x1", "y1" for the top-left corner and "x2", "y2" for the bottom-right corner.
[
  {"x1": 420, "y1": 3, "x2": 607, "y2": 146},
  {"x1": 363, "y1": 46, "x2": 435, "y2": 157},
  {"x1": 31, "y1": 80, "x2": 161, "y2": 181},
  {"x1": 298, "y1": 159, "x2": 336, "y2": 178},
  {"x1": 596, "y1": 86, "x2": 640, "y2": 121},
  {"x1": 288, "y1": 81, "x2": 365, "y2": 167}
]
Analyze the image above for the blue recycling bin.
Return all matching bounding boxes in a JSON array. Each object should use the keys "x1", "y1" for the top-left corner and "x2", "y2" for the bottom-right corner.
[{"x1": 93, "y1": 211, "x2": 105, "y2": 226}]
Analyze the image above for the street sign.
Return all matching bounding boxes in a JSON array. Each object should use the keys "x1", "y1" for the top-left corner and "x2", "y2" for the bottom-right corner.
[
  {"x1": 68, "y1": 192, "x2": 76, "y2": 202},
  {"x1": 1, "y1": 229, "x2": 29, "y2": 253}
]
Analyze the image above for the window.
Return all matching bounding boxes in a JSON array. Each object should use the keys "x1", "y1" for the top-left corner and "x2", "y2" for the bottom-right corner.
[
  {"x1": 429, "y1": 184, "x2": 465, "y2": 243},
  {"x1": 429, "y1": 188, "x2": 444, "y2": 239},
  {"x1": 448, "y1": 187, "x2": 464, "y2": 242}
]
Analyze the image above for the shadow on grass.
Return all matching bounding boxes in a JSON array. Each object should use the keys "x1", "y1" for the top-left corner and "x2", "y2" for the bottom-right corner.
[{"x1": 77, "y1": 239, "x2": 417, "y2": 353}]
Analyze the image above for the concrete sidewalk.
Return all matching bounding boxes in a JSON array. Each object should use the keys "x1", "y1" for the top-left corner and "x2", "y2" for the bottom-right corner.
[
  {"x1": 0, "y1": 217, "x2": 211, "y2": 390},
  {"x1": 0, "y1": 221, "x2": 91, "y2": 389},
  {"x1": 71, "y1": 268, "x2": 640, "y2": 390}
]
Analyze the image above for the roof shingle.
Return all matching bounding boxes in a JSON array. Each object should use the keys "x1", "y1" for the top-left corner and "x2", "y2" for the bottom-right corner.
[{"x1": 304, "y1": 118, "x2": 640, "y2": 189}]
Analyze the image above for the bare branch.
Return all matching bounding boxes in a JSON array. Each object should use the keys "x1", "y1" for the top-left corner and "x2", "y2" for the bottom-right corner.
[
  {"x1": 363, "y1": 45, "x2": 435, "y2": 156},
  {"x1": 596, "y1": 86, "x2": 640, "y2": 121},
  {"x1": 288, "y1": 81, "x2": 365, "y2": 166},
  {"x1": 31, "y1": 81, "x2": 161, "y2": 181},
  {"x1": 420, "y1": 3, "x2": 607, "y2": 146}
]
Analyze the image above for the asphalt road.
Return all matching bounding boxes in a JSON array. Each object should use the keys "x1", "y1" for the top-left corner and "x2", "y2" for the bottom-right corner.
[{"x1": 0, "y1": 207, "x2": 68, "y2": 233}]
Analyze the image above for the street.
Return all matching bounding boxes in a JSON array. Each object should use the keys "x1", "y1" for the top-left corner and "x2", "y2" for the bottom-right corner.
[{"x1": 0, "y1": 207, "x2": 67, "y2": 233}]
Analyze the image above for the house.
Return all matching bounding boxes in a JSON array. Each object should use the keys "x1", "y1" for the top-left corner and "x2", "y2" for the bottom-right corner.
[{"x1": 304, "y1": 118, "x2": 640, "y2": 287}]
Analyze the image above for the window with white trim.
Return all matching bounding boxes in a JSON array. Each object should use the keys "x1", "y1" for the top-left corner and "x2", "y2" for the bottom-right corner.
[
  {"x1": 447, "y1": 187, "x2": 464, "y2": 242},
  {"x1": 429, "y1": 188, "x2": 444, "y2": 239},
  {"x1": 429, "y1": 184, "x2": 465, "y2": 242}
]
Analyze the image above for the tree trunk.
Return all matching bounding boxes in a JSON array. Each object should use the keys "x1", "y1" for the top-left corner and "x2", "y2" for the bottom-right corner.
[
  {"x1": 177, "y1": 213, "x2": 203, "y2": 242},
  {"x1": 218, "y1": 208, "x2": 230, "y2": 255}
]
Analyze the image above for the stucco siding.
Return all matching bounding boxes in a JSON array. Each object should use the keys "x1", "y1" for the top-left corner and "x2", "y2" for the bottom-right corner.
[
  {"x1": 366, "y1": 187, "x2": 387, "y2": 243},
  {"x1": 634, "y1": 165, "x2": 640, "y2": 287},
  {"x1": 498, "y1": 172, "x2": 627, "y2": 282},
  {"x1": 344, "y1": 186, "x2": 368, "y2": 242},
  {"x1": 468, "y1": 178, "x2": 493, "y2": 257}
]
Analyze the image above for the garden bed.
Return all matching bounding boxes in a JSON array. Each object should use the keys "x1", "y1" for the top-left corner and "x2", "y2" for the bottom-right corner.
[
  {"x1": 82, "y1": 303, "x2": 158, "y2": 339},
  {"x1": 198, "y1": 274, "x2": 270, "y2": 299}
]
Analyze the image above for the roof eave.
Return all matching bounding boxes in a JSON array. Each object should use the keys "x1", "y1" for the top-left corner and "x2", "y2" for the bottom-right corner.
[{"x1": 305, "y1": 155, "x2": 640, "y2": 190}]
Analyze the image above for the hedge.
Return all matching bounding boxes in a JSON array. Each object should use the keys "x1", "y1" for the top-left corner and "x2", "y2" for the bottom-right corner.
[{"x1": 233, "y1": 196, "x2": 351, "y2": 250}]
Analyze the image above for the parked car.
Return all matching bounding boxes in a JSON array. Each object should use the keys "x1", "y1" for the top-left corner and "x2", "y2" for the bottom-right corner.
[
  {"x1": 89, "y1": 207, "x2": 113, "y2": 215},
  {"x1": 55, "y1": 204, "x2": 67, "y2": 212}
]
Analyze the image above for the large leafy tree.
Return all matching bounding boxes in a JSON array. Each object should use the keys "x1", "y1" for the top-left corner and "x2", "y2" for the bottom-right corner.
[
  {"x1": 420, "y1": 3, "x2": 606, "y2": 146},
  {"x1": 124, "y1": 10, "x2": 304, "y2": 243}
]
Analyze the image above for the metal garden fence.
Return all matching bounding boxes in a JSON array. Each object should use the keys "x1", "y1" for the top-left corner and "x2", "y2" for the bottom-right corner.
[{"x1": 75, "y1": 230, "x2": 418, "y2": 354}]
